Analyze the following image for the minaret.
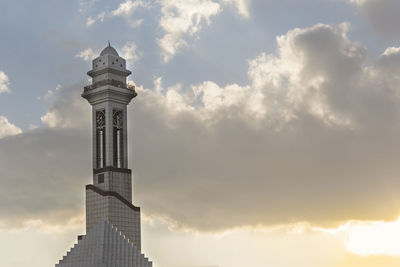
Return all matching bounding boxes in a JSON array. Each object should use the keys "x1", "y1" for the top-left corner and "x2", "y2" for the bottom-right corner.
[
  {"x1": 56, "y1": 43, "x2": 152, "y2": 267},
  {"x1": 82, "y1": 43, "x2": 141, "y2": 250}
]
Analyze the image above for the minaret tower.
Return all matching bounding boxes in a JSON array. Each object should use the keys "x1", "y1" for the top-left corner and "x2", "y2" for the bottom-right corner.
[
  {"x1": 82, "y1": 43, "x2": 141, "y2": 250},
  {"x1": 56, "y1": 43, "x2": 152, "y2": 267}
]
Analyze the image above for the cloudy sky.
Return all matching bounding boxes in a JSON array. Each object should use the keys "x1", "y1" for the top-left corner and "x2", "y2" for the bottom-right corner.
[{"x1": 2, "y1": 0, "x2": 400, "y2": 266}]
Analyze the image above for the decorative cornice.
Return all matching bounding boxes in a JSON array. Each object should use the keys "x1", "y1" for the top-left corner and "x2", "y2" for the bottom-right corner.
[
  {"x1": 86, "y1": 184, "x2": 140, "y2": 212},
  {"x1": 81, "y1": 86, "x2": 137, "y2": 106},
  {"x1": 87, "y1": 67, "x2": 131, "y2": 78},
  {"x1": 84, "y1": 79, "x2": 136, "y2": 93},
  {"x1": 93, "y1": 167, "x2": 132, "y2": 174}
]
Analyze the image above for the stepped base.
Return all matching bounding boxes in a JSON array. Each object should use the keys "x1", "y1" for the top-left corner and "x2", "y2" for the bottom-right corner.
[{"x1": 56, "y1": 219, "x2": 152, "y2": 267}]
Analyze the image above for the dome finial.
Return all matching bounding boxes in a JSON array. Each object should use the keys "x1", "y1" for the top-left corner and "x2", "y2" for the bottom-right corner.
[{"x1": 108, "y1": 40, "x2": 111, "y2": 47}]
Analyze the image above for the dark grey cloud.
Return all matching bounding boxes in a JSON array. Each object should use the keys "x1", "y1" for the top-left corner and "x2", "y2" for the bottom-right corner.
[
  {"x1": 0, "y1": 83, "x2": 91, "y2": 228},
  {"x1": 2, "y1": 23, "x2": 400, "y2": 231},
  {"x1": 0, "y1": 128, "x2": 90, "y2": 226}
]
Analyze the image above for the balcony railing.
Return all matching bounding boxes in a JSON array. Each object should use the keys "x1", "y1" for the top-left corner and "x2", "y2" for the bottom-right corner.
[{"x1": 84, "y1": 79, "x2": 136, "y2": 92}]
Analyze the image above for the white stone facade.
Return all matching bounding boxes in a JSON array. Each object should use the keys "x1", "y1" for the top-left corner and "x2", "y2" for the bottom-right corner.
[{"x1": 56, "y1": 220, "x2": 152, "y2": 267}]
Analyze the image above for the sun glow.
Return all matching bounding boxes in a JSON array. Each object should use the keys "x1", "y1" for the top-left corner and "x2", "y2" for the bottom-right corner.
[{"x1": 346, "y1": 217, "x2": 400, "y2": 256}]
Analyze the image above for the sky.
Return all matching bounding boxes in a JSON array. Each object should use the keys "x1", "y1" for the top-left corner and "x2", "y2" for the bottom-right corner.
[{"x1": 2, "y1": 0, "x2": 400, "y2": 266}]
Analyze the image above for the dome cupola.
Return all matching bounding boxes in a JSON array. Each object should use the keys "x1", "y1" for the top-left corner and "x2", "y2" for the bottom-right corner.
[{"x1": 100, "y1": 41, "x2": 119, "y2": 56}]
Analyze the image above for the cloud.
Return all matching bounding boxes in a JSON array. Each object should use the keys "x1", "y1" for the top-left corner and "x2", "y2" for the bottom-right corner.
[
  {"x1": 349, "y1": 0, "x2": 400, "y2": 40},
  {"x1": 41, "y1": 83, "x2": 90, "y2": 129},
  {"x1": 0, "y1": 71, "x2": 10, "y2": 94},
  {"x1": 4, "y1": 23, "x2": 400, "y2": 232},
  {"x1": 246, "y1": 22, "x2": 362, "y2": 127},
  {"x1": 157, "y1": 0, "x2": 252, "y2": 62},
  {"x1": 220, "y1": 0, "x2": 251, "y2": 18},
  {"x1": 0, "y1": 116, "x2": 22, "y2": 139},
  {"x1": 131, "y1": 23, "x2": 400, "y2": 230},
  {"x1": 0, "y1": 83, "x2": 91, "y2": 228},
  {"x1": 349, "y1": 0, "x2": 366, "y2": 5},
  {"x1": 75, "y1": 42, "x2": 141, "y2": 66},
  {"x1": 342, "y1": 254, "x2": 400, "y2": 267},
  {"x1": 83, "y1": 0, "x2": 249, "y2": 62},
  {"x1": 122, "y1": 41, "x2": 141, "y2": 65},
  {"x1": 111, "y1": 0, "x2": 145, "y2": 17},
  {"x1": 75, "y1": 48, "x2": 97, "y2": 61},
  {"x1": 43, "y1": 84, "x2": 62, "y2": 100},
  {"x1": 86, "y1": 11, "x2": 106, "y2": 27},
  {"x1": 158, "y1": 0, "x2": 221, "y2": 62},
  {"x1": 383, "y1": 46, "x2": 400, "y2": 57},
  {"x1": 86, "y1": 0, "x2": 145, "y2": 27},
  {"x1": 0, "y1": 127, "x2": 90, "y2": 228},
  {"x1": 346, "y1": 217, "x2": 400, "y2": 256}
]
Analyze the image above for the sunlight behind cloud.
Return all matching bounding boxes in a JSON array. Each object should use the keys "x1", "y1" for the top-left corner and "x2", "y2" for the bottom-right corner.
[{"x1": 347, "y1": 217, "x2": 400, "y2": 256}]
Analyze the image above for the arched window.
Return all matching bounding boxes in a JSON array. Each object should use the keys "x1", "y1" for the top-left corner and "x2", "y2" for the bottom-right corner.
[
  {"x1": 113, "y1": 109, "x2": 124, "y2": 168},
  {"x1": 96, "y1": 110, "x2": 106, "y2": 168}
]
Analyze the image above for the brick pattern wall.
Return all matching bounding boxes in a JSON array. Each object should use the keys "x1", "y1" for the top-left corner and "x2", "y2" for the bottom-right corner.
[
  {"x1": 86, "y1": 185, "x2": 141, "y2": 250},
  {"x1": 93, "y1": 169, "x2": 132, "y2": 202}
]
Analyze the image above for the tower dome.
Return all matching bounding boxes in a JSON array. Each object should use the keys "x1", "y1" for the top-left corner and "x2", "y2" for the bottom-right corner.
[{"x1": 100, "y1": 42, "x2": 119, "y2": 56}]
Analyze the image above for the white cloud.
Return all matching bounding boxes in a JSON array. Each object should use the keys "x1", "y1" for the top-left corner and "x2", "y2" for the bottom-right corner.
[
  {"x1": 44, "y1": 84, "x2": 62, "y2": 100},
  {"x1": 111, "y1": 0, "x2": 145, "y2": 17},
  {"x1": 158, "y1": 0, "x2": 221, "y2": 62},
  {"x1": 220, "y1": 0, "x2": 251, "y2": 18},
  {"x1": 155, "y1": 22, "x2": 359, "y2": 128},
  {"x1": 0, "y1": 71, "x2": 10, "y2": 94},
  {"x1": 41, "y1": 83, "x2": 90, "y2": 129},
  {"x1": 157, "y1": 0, "x2": 253, "y2": 61},
  {"x1": 349, "y1": 0, "x2": 366, "y2": 5},
  {"x1": 0, "y1": 116, "x2": 22, "y2": 139},
  {"x1": 75, "y1": 48, "x2": 97, "y2": 61},
  {"x1": 192, "y1": 81, "x2": 265, "y2": 121},
  {"x1": 383, "y1": 46, "x2": 400, "y2": 56},
  {"x1": 86, "y1": 0, "x2": 145, "y2": 27},
  {"x1": 245, "y1": 23, "x2": 361, "y2": 127},
  {"x1": 76, "y1": 42, "x2": 142, "y2": 66},
  {"x1": 40, "y1": 105, "x2": 86, "y2": 129},
  {"x1": 86, "y1": 11, "x2": 106, "y2": 27},
  {"x1": 41, "y1": 111, "x2": 59, "y2": 128},
  {"x1": 84, "y1": 0, "x2": 249, "y2": 62},
  {"x1": 122, "y1": 41, "x2": 141, "y2": 64},
  {"x1": 139, "y1": 76, "x2": 264, "y2": 125}
]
